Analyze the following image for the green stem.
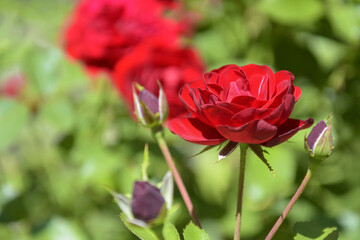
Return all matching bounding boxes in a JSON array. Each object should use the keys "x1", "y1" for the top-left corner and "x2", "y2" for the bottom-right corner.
[
  {"x1": 265, "y1": 168, "x2": 312, "y2": 240},
  {"x1": 233, "y1": 144, "x2": 248, "y2": 240},
  {"x1": 153, "y1": 129, "x2": 201, "y2": 228}
]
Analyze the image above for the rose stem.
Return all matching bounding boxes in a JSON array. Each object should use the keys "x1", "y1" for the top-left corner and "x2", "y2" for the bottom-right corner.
[
  {"x1": 234, "y1": 144, "x2": 248, "y2": 240},
  {"x1": 265, "y1": 168, "x2": 312, "y2": 240},
  {"x1": 153, "y1": 129, "x2": 202, "y2": 228}
]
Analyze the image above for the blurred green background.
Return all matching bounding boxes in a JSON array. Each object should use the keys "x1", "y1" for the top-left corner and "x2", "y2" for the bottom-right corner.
[{"x1": 0, "y1": 0, "x2": 359, "y2": 239}]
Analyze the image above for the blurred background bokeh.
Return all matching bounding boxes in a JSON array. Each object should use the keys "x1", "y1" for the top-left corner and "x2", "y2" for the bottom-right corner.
[{"x1": 0, "y1": 0, "x2": 359, "y2": 239}]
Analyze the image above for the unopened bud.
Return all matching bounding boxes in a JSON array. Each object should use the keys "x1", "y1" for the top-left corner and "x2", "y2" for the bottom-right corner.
[
  {"x1": 133, "y1": 82, "x2": 168, "y2": 128},
  {"x1": 305, "y1": 114, "x2": 334, "y2": 160},
  {"x1": 131, "y1": 181, "x2": 165, "y2": 222}
]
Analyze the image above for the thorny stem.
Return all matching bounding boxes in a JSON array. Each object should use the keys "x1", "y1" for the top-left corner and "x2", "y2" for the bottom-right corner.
[
  {"x1": 153, "y1": 129, "x2": 202, "y2": 228},
  {"x1": 265, "y1": 168, "x2": 312, "y2": 240},
  {"x1": 233, "y1": 144, "x2": 248, "y2": 240}
]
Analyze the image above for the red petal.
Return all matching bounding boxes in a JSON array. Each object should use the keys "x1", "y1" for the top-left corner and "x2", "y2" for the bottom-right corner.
[
  {"x1": 179, "y1": 80, "x2": 205, "y2": 112},
  {"x1": 294, "y1": 86, "x2": 301, "y2": 102},
  {"x1": 203, "y1": 71, "x2": 219, "y2": 84},
  {"x1": 206, "y1": 83, "x2": 224, "y2": 98},
  {"x1": 216, "y1": 119, "x2": 277, "y2": 144},
  {"x1": 201, "y1": 104, "x2": 234, "y2": 126},
  {"x1": 263, "y1": 94, "x2": 295, "y2": 125},
  {"x1": 241, "y1": 64, "x2": 276, "y2": 100},
  {"x1": 215, "y1": 102, "x2": 247, "y2": 113},
  {"x1": 168, "y1": 117, "x2": 226, "y2": 145},
  {"x1": 231, "y1": 96, "x2": 267, "y2": 108},
  {"x1": 262, "y1": 81, "x2": 292, "y2": 108},
  {"x1": 218, "y1": 66, "x2": 247, "y2": 90},
  {"x1": 231, "y1": 108, "x2": 272, "y2": 126},
  {"x1": 274, "y1": 70, "x2": 294, "y2": 84},
  {"x1": 198, "y1": 89, "x2": 220, "y2": 104},
  {"x1": 262, "y1": 118, "x2": 314, "y2": 147},
  {"x1": 225, "y1": 80, "x2": 252, "y2": 102}
]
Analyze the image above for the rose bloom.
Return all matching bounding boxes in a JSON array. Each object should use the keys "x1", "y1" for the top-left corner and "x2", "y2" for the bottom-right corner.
[
  {"x1": 168, "y1": 64, "x2": 314, "y2": 147},
  {"x1": 63, "y1": 0, "x2": 182, "y2": 72},
  {"x1": 112, "y1": 38, "x2": 204, "y2": 119},
  {"x1": 0, "y1": 72, "x2": 25, "y2": 98}
]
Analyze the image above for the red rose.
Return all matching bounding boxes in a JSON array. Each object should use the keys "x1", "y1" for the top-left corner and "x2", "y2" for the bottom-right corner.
[
  {"x1": 63, "y1": 0, "x2": 182, "y2": 72},
  {"x1": 112, "y1": 38, "x2": 204, "y2": 119},
  {"x1": 168, "y1": 64, "x2": 313, "y2": 147},
  {"x1": 0, "y1": 72, "x2": 25, "y2": 98}
]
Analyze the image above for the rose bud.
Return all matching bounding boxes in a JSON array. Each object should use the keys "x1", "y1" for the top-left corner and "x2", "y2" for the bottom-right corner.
[
  {"x1": 305, "y1": 114, "x2": 334, "y2": 160},
  {"x1": 133, "y1": 82, "x2": 168, "y2": 128},
  {"x1": 131, "y1": 181, "x2": 165, "y2": 222}
]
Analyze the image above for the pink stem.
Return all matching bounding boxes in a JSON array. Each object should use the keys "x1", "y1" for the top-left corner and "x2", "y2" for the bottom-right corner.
[
  {"x1": 265, "y1": 168, "x2": 312, "y2": 240},
  {"x1": 155, "y1": 131, "x2": 201, "y2": 228}
]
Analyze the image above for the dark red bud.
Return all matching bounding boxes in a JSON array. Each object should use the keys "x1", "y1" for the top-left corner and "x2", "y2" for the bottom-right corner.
[
  {"x1": 307, "y1": 120, "x2": 327, "y2": 153},
  {"x1": 139, "y1": 89, "x2": 159, "y2": 115},
  {"x1": 131, "y1": 181, "x2": 165, "y2": 222}
]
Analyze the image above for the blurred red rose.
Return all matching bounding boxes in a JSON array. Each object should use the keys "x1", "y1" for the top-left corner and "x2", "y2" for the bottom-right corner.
[
  {"x1": 112, "y1": 38, "x2": 204, "y2": 119},
  {"x1": 168, "y1": 64, "x2": 313, "y2": 146},
  {"x1": 0, "y1": 72, "x2": 25, "y2": 98},
  {"x1": 63, "y1": 0, "x2": 183, "y2": 72},
  {"x1": 156, "y1": 0, "x2": 179, "y2": 9}
]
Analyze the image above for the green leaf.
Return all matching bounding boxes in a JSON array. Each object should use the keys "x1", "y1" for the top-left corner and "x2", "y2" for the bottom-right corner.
[
  {"x1": 0, "y1": 99, "x2": 29, "y2": 151},
  {"x1": 257, "y1": 0, "x2": 323, "y2": 25},
  {"x1": 183, "y1": 222, "x2": 210, "y2": 240},
  {"x1": 294, "y1": 221, "x2": 338, "y2": 240},
  {"x1": 120, "y1": 213, "x2": 160, "y2": 240},
  {"x1": 162, "y1": 221, "x2": 180, "y2": 240}
]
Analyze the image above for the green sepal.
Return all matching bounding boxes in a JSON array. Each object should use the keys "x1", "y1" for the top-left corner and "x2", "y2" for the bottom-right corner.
[
  {"x1": 109, "y1": 190, "x2": 133, "y2": 220},
  {"x1": 218, "y1": 141, "x2": 239, "y2": 161},
  {"x1": 160, "y1": 171, "x2": 173, "y2": 209},
  {"x1": 189, "y1": 145, "x2": 218, "y2": 159},
  {"x1": 120, "y1": 213, "x2": 160, "y2": 240},
  {"x1": 158, "y1": 81, "x2": 168, "y2": 124},
  {"x1": 133, "y1": 84, "x2": 148, "y2": 126},
  {"x1": 249, "y1": 144, "x2": 275, "y2": 176}
]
